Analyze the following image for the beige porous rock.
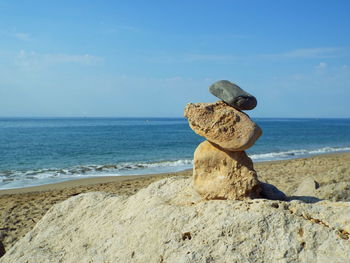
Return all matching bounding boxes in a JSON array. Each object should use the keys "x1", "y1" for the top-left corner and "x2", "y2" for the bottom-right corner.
[
  {"x1": 193, "y1": 140, "x2": 261, "y2": 200},
  {"x1": 293, "y1": 177, "x2": 320, "y2": 197},
  {"x1": 3, "y1": 177, "x2": 350, "y2": 263},
  {"x1": 184, "y1": 101, "x2": 262, "y2": 151}
]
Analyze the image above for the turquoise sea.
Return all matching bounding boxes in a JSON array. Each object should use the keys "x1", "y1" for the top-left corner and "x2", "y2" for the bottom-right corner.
[{"x1": 1, "y1": 117, "x2": 350, "y2": 189}]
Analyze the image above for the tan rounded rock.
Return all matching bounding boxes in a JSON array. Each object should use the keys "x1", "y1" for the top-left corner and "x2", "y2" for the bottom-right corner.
[
  {"x1": 184, "y1": 101, "x2": 262, "y2": 151},
  {"x1": 193, "y1": 140, "x2": 261, "y2": 200}
]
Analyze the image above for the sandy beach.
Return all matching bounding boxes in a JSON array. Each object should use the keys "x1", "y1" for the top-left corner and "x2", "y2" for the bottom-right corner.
[{"x1": 1, "y1": 152, "x2": 350, "y2": 252}]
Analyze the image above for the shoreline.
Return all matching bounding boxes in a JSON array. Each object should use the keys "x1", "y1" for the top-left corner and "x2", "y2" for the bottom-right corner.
[
  {"x1": 2, "y1": 146, "x2": 350, "y2": 192},
  {"x1": 0, "y1": 151, "x2": 349, "y2": 195},
  {"x1": 1, "y1": 151, "x2": 350, "y2": 251},
  {"x1": 0, "y1": 172, "x2": 191, "y2": 196}
]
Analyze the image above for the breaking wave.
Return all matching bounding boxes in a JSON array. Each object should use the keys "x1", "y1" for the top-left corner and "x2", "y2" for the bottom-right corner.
[
  {"x1": 250, "y1": 146, "x2": 350, "y2": 162},
  {"x1": 0, "y1": 159, "x2": 193, "y2": 189},
  {"x1": 1, "y1": 146, "x2": 350, "y2": 190}
]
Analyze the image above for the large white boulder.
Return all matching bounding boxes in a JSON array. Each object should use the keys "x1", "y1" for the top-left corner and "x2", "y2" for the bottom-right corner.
[{"x1": 2, "y1": 177, "x2": 350, "y2": 263}]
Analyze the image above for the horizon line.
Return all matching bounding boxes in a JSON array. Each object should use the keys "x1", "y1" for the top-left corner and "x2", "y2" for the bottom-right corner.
[{"x1": 0, "y1": 116, "x2": 350, "y2": 119}]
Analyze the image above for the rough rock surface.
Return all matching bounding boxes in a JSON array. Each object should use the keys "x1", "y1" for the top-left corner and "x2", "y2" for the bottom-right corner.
[
  {"x1": 209, "y1": 80, "x2": 257, "y2": 110},
  {"x1": 2, "y1": 177, "x2": 350, "y2": 263},
  {"x1": 184, "y1": 101, "x2": 262, "y2": 151},
  {"x1": 193, "y1": 141, "x2": 261, "y2": 200},
  {"x1": 292, "y1": 177, "x2": 350, "y2": 204},
  {"x1": 315, "y1": 182, "x2": 350, "y2": 202},
  {"x1": 294, "y1": 177, "x2": 320, "y2": 197}
]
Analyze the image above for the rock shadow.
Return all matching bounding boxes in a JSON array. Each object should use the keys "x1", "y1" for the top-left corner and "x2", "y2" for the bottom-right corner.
[
  {"x1": 287, "y1": 195, "x2": 323, "y2": 204},
  {"x1": 259, "y1": 182, "x2": 322, "y2": 203}
]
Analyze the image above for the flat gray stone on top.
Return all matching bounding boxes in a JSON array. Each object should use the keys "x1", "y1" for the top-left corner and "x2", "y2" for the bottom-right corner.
[{"x1": 209, "y1": 80, "x2": 257, "y2": 110}]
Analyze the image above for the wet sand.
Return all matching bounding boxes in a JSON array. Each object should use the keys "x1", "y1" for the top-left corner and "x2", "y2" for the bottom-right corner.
[{"x1": 1, "y1": 152, "x2": 350, "y2": 251}]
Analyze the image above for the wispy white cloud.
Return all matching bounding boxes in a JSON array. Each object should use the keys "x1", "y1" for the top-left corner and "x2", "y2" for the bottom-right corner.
[
  {"x1": 107, "y1": 25, "x2": 139, "y2": 33},
  {"x1": 15, "y1": 50, "x2": 104, "y2": 69},
  {"x1": 100, "y1": 22, "x2": 140, "y2": 34},
  {"x1": 197, "y1": 33, "x2": 250, "y2": 41},
  {"x1": 149, "y1": 53, "x2": 237, "y2": 64},
  {"x1": 114, "y1": 25, "x2": 138, "y2": 32},
  {"x1": 187, "y1": 48, "x2": 342, "y2": 62},
  {"x1": 150, "y1": 47, "x2": 349, "y2": 65},
  {"x1": 14, "y1": 32, "x2": 31, "y2": 41},
  {"x1": 315, "y1": 62, "x2": 327, "y2": 69},
  {"x1": 0, "y1": 30, "x2": 32, "y2": 41},
  {"x1": 227, "y1": 34, "x2": 250, "y2": 39},
  {"x1": 165, "y1": 76, "x2": 183, "y2": 81},
  {"x1": 292, "y1": 73, "x2": 305, "y2": 80},
  {"x1": 185, "y1": 53, "x2": 237, "y2": 62},
  {"x1": 261, "y1": 47, "x2": 346, "y2": 59}
]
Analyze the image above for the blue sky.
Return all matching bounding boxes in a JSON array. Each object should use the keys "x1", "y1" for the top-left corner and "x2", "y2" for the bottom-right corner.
[{"x1": 0, "y1": 0, "x2": 349, "y2": 117}]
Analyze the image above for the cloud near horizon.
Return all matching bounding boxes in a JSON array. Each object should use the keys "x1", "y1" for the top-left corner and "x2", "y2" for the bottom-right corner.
[
  {"x1": 15, "y1": 50, "x2": 104, "y2": 69},
  {"x1": 315, "y1": 62, "x2": 327, "y2": 69},
  {"x1": 261, "y1": 47, "x2": 348, "y2": 59},
  {"x1": 14, "y1": 32, "x2": 31, "y2": 41},
  {"x1": 149, "y1": 47, "x2": 349, "y2": 64},
  {"x1": 0, "y1": 1, "x2": 349, "y2": 118}
]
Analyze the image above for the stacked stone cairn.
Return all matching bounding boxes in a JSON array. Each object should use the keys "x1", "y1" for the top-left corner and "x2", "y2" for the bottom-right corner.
[{"x1": 184, "y1": 80, "x2": 263, "y2": 200}]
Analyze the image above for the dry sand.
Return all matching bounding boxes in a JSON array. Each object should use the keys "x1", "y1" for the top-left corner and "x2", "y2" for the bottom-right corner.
[{"x1": 1, "y1": 152, "x2": 350, "y2": 252}]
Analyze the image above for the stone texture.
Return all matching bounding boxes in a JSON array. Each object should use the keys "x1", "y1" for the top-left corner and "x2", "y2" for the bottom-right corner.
[
  {"x1": 193, "y1": 141, "x2": 261, "y2": 200},
  {"x1": 315, "y1": 182, "x2": 350, "y2": 202},
  {"x1": 294, "y1": 177, "x2": 320, "y2": 197},
  {"x1": 209, "y1": 80, "x2": 257, "y2": 110},
  {"x1": 2, "y1": 177, "x2": 350, "y2": 263},
  {"x1": 184, "y1": 101, "x2": 262, "y2": 151}
]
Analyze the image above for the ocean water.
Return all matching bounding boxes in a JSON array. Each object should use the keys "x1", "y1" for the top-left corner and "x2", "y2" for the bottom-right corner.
[{"x1": 0, "y1": 117, "x2": 350, "y2": 189}]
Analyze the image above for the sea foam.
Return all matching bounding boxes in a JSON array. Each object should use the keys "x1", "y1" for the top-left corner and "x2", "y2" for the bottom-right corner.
[
  {"x1": 250, "y1": 146, "x2": 350, "y2": 162},
  {"x1": 1, "y1": 146, "x2": 350, "y2": 190}
]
